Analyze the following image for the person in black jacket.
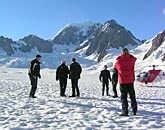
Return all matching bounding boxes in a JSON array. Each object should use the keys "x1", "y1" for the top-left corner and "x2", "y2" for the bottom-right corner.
[
  {"x1": 112, "y1": 68, "x2": 118, "y2": 98},
  {"x1": 69, "y1": 58, "x2": 82, "y2": 97},
  {"x1": 56, "y1": 60, "x2": 69, "y2": 97},
  {"x1": 28, "y1": 55, "x2": 41, "y2": 98},
  {"x1": 99, "y1": 65, "x2": 111, "y2": 96}
]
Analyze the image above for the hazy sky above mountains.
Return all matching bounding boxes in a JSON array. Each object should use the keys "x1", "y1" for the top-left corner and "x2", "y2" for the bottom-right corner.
[{"x1": 0, "y1": 0, "x2": 165, "y2": 40}]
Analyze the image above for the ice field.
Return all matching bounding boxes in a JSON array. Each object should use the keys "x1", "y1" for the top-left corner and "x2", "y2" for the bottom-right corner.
[{"x1": 0, "y1": 68, "x2": 164, "y2": 130}]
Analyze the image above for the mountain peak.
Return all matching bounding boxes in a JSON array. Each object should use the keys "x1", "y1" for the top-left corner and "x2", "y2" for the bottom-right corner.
[
  {"x1": 143, "y1": 30, "x2": 165, "y2": 60},
  {"x1": 84, "y1": 19, "x2": 141, "y2": 62},
  {"x1": 67, "y1": 21, "x2": 96, "y2": 28},
  {"x1": 52, "y1": 21, "x2": 100, "y2": 45},
  {"x1": 106, "y1": 19, "x2": 117, "y2": 24},
  {"x1": 22, "y1": 34, "x2": 42, "y2": 40}
]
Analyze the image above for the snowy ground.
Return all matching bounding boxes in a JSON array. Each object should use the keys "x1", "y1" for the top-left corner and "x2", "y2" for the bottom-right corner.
[{"x1": 0, "y1": 68, "x2": 165, "y2": 130}]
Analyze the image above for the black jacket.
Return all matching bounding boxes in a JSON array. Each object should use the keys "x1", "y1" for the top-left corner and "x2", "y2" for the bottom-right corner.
[
  {"x1": 69, "y1": 62, "x2": 82, "y2": 79},
  {"x1": 28, "y1": 59, "x2": 41, "y2": 77},
  {"x1": 56, "y1": 64, "x2": 69, "y2": 81},
  {"x1": 112, "y1": 68, "x2": 118, "y2": 84},
  {"x1": 99, "y1": 70, "x2": 111, "y2": 83}
]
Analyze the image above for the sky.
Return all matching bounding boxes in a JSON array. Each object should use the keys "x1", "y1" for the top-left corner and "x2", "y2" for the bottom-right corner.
[{"x1": 0, "y1": 0, "x2": 165, "y2": 41}]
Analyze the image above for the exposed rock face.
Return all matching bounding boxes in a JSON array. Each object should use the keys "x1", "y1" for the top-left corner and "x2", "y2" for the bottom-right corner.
[
  {"x1": 143, "y1": 30, "x2": 165, "y2": 60},
  {"x1": 80, "y1": 20, "x2": 139, "y2": 62},
  {"x1": 0, "y1": 36, "x2": 15, "y2": 55},
  {"x1": 0, "y1": 20, "x2": 141, "y2": 62},
  {"x1": 19, "y1": 35, "x2": 53, "y2": 53},
  {"x1": 52, "y1": 22, "x2": 100, "y2": 45}
]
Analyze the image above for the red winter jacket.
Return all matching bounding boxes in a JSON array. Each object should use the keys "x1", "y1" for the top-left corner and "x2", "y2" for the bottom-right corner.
[{"x1": 114, "y1": 53, "x2": 136, "y2": 84}]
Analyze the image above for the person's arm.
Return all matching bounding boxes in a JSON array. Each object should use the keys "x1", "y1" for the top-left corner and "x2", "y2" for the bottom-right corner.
[
  {"x1": 56, "y1": 67, "x2": 59, "y2": 81},
  {"x1": 114, "y1": 69, "x2": 118, "y2": 84},
  {"x1": 67, "y1": 66, "x2": 70, "y2": 74},
  {"x1": 109, "y1": 71, "x2": 112, "y2": 82},
  {"x1": 78, "y1": 63, "x2": 82, "y2": 74},
  {"x1": 28, "y1": 61, "x2": 33, "y2": 76},
  {"x1": 29, "y1": 61, "x2": 38, "y2": 77},
  {"x1": 130, "y1": 55, "x2": 137, "y2": 63},
  {"x1": 33, "y1": 63, "x2": 40, "y2": 77},
  {"x1": 99, "y1": 72, "x2": 102, "y2": 82},
  {"x1": 69, "y1": 64, "x2": 73, "y2": 75}
]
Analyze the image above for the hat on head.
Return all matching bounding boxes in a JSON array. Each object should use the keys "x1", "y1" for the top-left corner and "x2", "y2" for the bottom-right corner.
[
  {"x1": 72, "y1": 58, "x2": 76, "y2": 62},
  {"x1": 61, "y1": 60, "x2": 66, "y2": 64},
  {"x1": 36, "y1": 54, "x2": 42, "y2": 58}
]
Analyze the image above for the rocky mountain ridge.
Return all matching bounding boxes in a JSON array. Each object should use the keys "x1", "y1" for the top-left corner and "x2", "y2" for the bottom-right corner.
[{"x1": 0, "y1": 19, "x2": 142, "y2": 63}]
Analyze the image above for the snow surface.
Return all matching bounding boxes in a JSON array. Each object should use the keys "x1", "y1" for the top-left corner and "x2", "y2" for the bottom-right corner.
[
  {"x1": 52, "y1": 21, "x2": 99, "y2": 39},
  {"x1": 0, "y1": 68, "x2": 164, "y2": 130},
  {"x1": 0, "y1": 42, "x2": 165, "y2": 130},
  {"x1": 0, "y1": 44, "x2": 97, "y2": 69},
  {"x1": 1, "y1": 31, "x2": 165, "y2": 129}
]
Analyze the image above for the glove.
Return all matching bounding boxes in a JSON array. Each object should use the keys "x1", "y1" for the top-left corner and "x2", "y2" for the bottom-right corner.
[
  {"x1": 33, "y1": 76, "x2": 37, "y2": 79},
  {"x1": 38, "y1": 74, "x2": 41, "y2": 79},
  {"x1": 112, "y1": 81, "x2": 116, "y2": 84}
]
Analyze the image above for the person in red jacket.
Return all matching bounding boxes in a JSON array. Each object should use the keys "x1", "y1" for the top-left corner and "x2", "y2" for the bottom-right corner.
[{"x1": 114, "y1": 48, "x2": 137, "y2": 116}]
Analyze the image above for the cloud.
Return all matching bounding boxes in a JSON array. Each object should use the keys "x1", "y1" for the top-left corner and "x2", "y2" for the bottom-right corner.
[{"x1": 162, "y1": 8, "x2": 165, "y2": 15}]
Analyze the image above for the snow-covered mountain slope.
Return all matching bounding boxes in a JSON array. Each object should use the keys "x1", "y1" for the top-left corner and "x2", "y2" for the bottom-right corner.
[
  {"x1": 0, "y1": 27, "x2": 165, "y2": 130},
  {"x1": 77, "y1": 20, "x2": 141, "y2": 62},
  {"x1": 132, "y1": 31, "x2": 165, "y2": 72},
  {"x1": 0, "y1": 68, "x2": 164, "y2": 130},
  {"x1": 0, "y1": 21, "x2": 164, "y2": 70},
  {"x1": 89, "y1": 30, "x2": 165, "y2": 72},
  {"x1": 0, "y1": 19, "x2": 142, "y2": 68},
  {"x1": 52, "y1": 21, "x2": 100, "y2": 45},
  {"x1": 0, "y1": 31, "x2": 164, "y2": 70},
  {"x1": 0, "y1": 44, "x2": 97, "y2": 68}
]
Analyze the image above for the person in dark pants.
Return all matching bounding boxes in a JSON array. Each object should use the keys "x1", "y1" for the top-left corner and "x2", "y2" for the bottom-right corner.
[
  {"x1": 115, "y1": 48, "x2": 137, "y2": 116},
  {"x1": 69, "y1": 58, "x2": 82, "y2": 97},
  {"x1": 28, "y1": 55, "x2": 41, "y2": 98},
  {"x1": 56, "y1": 60, "x2": 69, "y2": 97},
  {"x1": 112, "y1": 68, "x2": 118, "y2": 98},
  {"x1": 99, "y1": 65, "x2": 111, "y2": 96},
  {"x1": 120, "y1": 83, "x2": 137, "y2": 116}
]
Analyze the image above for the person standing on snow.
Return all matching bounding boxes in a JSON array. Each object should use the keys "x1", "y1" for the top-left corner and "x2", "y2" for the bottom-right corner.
[
  {"x1": 114, "y1": 48, "x2": 137, "y2": 116},
  {"x1": 56, "y1": 60, "x2": 69, "y2": 97},
  {"x1": 99, "y1": 65, "x2": 111, "y2": 96},
  {"x1": 28, "y1": 55, "x2": 41, "y2": 98},
  {"x1": 112, "y1": 68, "x2": 118, "y2": 98},
  {"x1": 69, "y1": 58, "x2": 82, "y2": 97}
]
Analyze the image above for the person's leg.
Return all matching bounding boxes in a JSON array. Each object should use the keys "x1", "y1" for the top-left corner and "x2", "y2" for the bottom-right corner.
[
  {"x1": 102, "y1": 83, "x2": 105, "y2": 96},
  {"x1": 29, "y1": 76, "x2": 33, "y2": 97},
  {"x1": 59, "y1": 80, "x2": 63, "y2": 96},
  {"x1": 71, "y1": 79, "x2": 76, "y2": 97},
  {"x1": 63, "y1": 79, "x2": 67, "y2": 96},
  {"x1": 120, "y1": 84, "x2": 128, "y2": 116},
  {"x1": 113, "y1": 84, "x2": 118, "y2": 97},
  {"x1": 106, "y1": 82, "x2": 109, "y2": 96},
  {"x1": 29, "y1": 76, "x2": 38, "y2": 98},
  {"x1": 128, "y1": 83, "x2": 138, "y2": 115},
  {"x1": 75, "y1": 79, "x2": 80, "y2": 97}
]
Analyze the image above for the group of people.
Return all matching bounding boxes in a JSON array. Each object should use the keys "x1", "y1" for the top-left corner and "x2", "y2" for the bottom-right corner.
[
  {"x1": 56, "y1": 58, "x2": 82, "y2": 97},
  {"x1": 99, "y1": 65, "x2": 118, "y2": 98},
  {"x1": 28, "y1": 48, "x2": 138, "y2": 116},
  {"x1": 28, "y1": 57, "x2": 82, "y2": 98}
]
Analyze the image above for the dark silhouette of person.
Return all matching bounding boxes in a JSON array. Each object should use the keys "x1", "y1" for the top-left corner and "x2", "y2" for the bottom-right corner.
[
  {"x1": 28, "y1": 55, "x2": 41, "y2": 98},
  {"x1": 99, "y1": 65, "x2": 111, "y2": 96},
  {"x1": 56, "y1": 60, "x2": 69, "y2": 97},
  {"x1": 112, "y1": 68, "x2": 118, "y2": 98},
  {"x1": 115, "y1": 48, "x2": 137, "y2": 116},
  {"x1": 69, "y1": 58, "x2": 82, "y2": 97}
]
